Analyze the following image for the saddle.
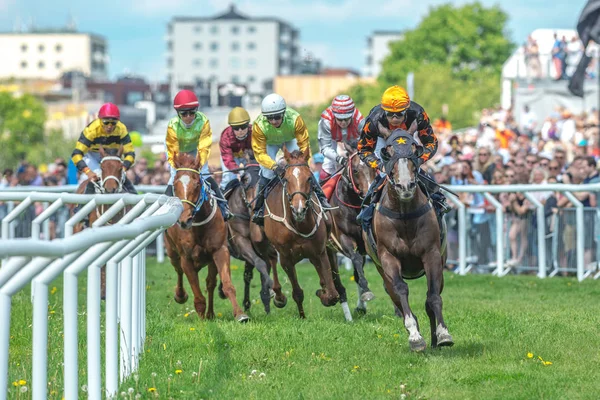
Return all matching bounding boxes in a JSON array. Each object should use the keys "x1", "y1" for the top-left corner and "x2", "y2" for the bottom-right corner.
[
  {"x1": 321, "y1": 174, "x2": 342, "y2": 202},
  {"x1": 223, "y1": 178, "x2": 241, "y2": 199}
]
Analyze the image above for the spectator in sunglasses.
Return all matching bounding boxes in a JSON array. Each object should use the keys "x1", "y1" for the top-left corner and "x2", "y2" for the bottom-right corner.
[
  {"x1": 251, "y1": 93, "x2": 332, "y2": 225},
  {"x1": 165, "y1": 89, "x2": 232, "y2": 220},
  {"x1": 317, "y1": 94, "x2": 364, "y2": 179},
  {"x1": 70, "y1": 102, "x2": 137, "y2": 193},
  {"x1": 356, "y1": 85, "x2": 450, "y2": 229},
  {"x1": 219, "y1": 107, "x2": 255, "y2": 190}
]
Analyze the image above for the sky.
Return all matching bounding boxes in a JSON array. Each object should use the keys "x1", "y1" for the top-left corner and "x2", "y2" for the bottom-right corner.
[{"x1": 0, "y1": 0, "x2": 589, "y2": 82}]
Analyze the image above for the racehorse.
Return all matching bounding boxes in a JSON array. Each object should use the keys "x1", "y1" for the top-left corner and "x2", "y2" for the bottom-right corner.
[
  {"x1": 224, "y1": 162, "x2": 279, "y2": 314},
  {"x1": 263, "y1": 147, "x2": 351, "y2": 321},
  {"x1": 363, "y1": 122, "x2": 453, "y2": 351},
  {"x1": 164, "y1": 152, "x2": 248, "y2": 322},
  {"x1": 327, "y1": 144, "x2": 378, "y2": 313},
  {"x1": 74, "y1": 145, "x2": 128, "y2": 298}
]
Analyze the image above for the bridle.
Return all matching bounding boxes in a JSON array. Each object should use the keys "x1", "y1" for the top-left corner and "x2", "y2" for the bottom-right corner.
[
  {"x1": 335, "y1": 152, "x2": 365, "y2": 209},
  {"x1": 93, "y1": 156, "x2": 125, "y2": 194},
  {"x1": 383, "y1": 132, "x2": 423, "y2": 189},
  {"x1": 174, "y1": 167, "x2": 207, "y2": 217},
  {"x1": 280, "y1": 162, "x2": 314, "y2": 220}
]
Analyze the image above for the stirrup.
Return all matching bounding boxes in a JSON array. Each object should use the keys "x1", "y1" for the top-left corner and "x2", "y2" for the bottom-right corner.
[{"x1": 252, "y1": 210, "x2": 265, "y2": 226}]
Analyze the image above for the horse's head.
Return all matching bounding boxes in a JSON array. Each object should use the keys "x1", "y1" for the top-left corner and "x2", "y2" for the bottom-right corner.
[
  {"x1": 282, "y1": 146, "x2": 313, "y2": 222},
  {"x1": 343, "y1": 142, "x2": 376, "y2": 199},
  {"x1": 98, "y1": 145, "x2": 125, "y2": 194},
  {"x1": 383, "y1": 121, "x2": 423, "y2": 201},
  {"x1": 172, "y1": 151, "x2": 204, "y2": 229}
]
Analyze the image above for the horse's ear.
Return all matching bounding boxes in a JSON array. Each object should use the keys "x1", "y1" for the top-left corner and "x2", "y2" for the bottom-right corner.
[
  {"x1": 283, "y1": 145, "x2": 291, "y2": 161},
  {"x1": 344, "y1": 142, "x2": 354, "y2": 155},
  {"x1": 98, "y1": 145, "x2": 105, "y2": 157},
  {"x1": 408, "y1": 120, "x2": 418, "y2": 135},
  {"x1": 118, "y1": 145, "x2": 124, "y2": 157},
  {"x1": 194, "y1": 152, "x2": 201, "y2": 169},
  {"x1": 302, "y1": 147, "x2": 311, "y2": 161},
  {"x1": 377, "y1": 122, "x2": 392, "y2": 139},
  {"x1": 412, "y1": 143, "x2": 424, "y2": 158}
]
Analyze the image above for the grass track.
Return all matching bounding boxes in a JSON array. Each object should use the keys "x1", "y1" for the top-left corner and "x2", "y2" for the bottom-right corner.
[{"x1": 7, "y1": 257, "x2": 600, "y2": 399}]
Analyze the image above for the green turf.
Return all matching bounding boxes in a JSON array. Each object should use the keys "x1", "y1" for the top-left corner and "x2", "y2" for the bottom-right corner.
[{"x1": 7, "y1": 257, "x2": 600, "y2": 399}]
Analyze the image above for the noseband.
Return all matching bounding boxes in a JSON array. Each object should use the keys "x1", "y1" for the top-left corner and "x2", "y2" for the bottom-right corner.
[
  {"x1": 384, "y1": 131, "x2": 423, "y2": 188},
  {"x1": 344, "y1": 152, "x2": 365, "y2": 199},
  {"x1": 175, "y1": 167, "x2": 207, "y2": 216},
  {"x1": 281, "y1": 162, "x2": 314, "y2": 214},
  {"x1": 95, "y1": 156, "x2": 125, "y2": 193}
]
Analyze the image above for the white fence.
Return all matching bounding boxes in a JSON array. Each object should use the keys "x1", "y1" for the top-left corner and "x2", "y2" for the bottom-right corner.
[{"x1": 0, "y1": 192, "x2": 182, "y2": 400}]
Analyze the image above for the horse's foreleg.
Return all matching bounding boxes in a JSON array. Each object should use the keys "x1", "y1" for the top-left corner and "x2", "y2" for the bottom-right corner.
[
  {"x1": 279, "y1": 257, "x2": 305, "y2": 318},
  {"x1": 181, "y1": 258, "x2": 206, "y2": 318},
  {"x1": 213, "y1": 247, "x2": 249, "y2": 323},
  {"x1": 423, "y1": 251, "x2": 453, "y2": 348},
  {"x1": 270, "y1": 254, "x2": 287, "y2": 308},
  {"x1": 242, "y1": 262, "x2": 253, "y2": 311},
  {"x1": 309, "y1": 250, "x2": 339, "y2": 307},
  {"x1": 379, "y1": 249, "x2": 426, "y2": 352},
  {"x1": 340, "y1": 235, "x2": 373, "y2": 305},
  {"x1": 326, "y1": 248, "x2": 352, "y2": 321},
  {"x1": 206, "y1": 263, "x2": 218, "y2": 320},
  {"x1": 237, "y1": 238, "x2": 274, "y2": 314},
  {"x1": 165, "y1": 233, "x2": 188, "y2": 304}
]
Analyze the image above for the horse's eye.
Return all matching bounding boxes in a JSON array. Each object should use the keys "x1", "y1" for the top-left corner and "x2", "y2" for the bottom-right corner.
[{"x1": 352, "y1": 169, "x2": 359, "y2": 175}]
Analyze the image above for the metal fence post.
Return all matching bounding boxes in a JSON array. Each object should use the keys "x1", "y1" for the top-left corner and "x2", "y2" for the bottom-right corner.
[
  {"x1": 483, "y1": 193, "x2": 505, "y2": 276},
  {"x1": 563, "y1": 193, "x2": 586, "y2": 281},
  {"x1": 523, "y1": 193, "x2": 547, "y2": 279}
]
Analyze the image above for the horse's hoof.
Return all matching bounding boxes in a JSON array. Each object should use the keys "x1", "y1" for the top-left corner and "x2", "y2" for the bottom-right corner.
[
  {"x1": 355, "y1": 307, "x2": 367, "y2": 315},
  {"x1": 174, "y1": 292, "x2": 188, "y2": 304},
  {"x1": 437, "y1": 333, "x2": 454, "y2": 347},
  {"x1": 273, "y1": 296, "x2": 287, "y2": 308},
  {"x1": 360, "y1": 291, "x2": 375, "y2": 302},
  {"x1": 236, "y1": 314, "x2": 250, "y2": 323},
  {"x1": 315, "y1": 289, "x2": 323, "y2": 298},
  {"x1": 206, "y1": 312, "x2": 215, "y2": 320},
  {"x1": 218, "y1": 288, "x2": 226, "y2": 300},
  {"x1": 409, "y1": 338, "x2": 427, "y2": 352}
]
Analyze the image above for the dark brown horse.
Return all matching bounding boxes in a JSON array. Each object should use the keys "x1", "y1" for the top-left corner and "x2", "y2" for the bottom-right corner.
[
  {"x1": 263, "y1": 147, "x2": 351, "y2": 321},
  {"x1": 74, "y1": 146, "x2": 128, "y2": 297},
  {"x1": 364, "y1": 123, "x2": 452, "y2": 351},
  {"x1": 224, "y1": 163, "x2": 281, "y2": 314},
  {"x1": 328, "y1": 145, "x2": 378, "y2": 314},
  {"x1": 164, "y1": 152, "x2": 248, "y2": 322}
]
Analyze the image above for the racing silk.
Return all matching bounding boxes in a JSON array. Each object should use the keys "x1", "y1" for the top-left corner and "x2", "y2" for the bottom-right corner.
[
  {"x1": 71, "y1": 119, "x2": 135, "y2": 171},
  {"x1": 251, "y1": 107, "x2": 310, "y2": 170},
  {"x1": 357, "y1": 101, "x2": 437, "y2": 169},
  {"x1": 219, "y1": 124, "x2": 253, "y2": 171},
  {"x1": 318, "y1": 107, "x2": 363, "y2": 162},
  {"x1": 165, "y1": 111, "x2": 212, "y2": 168}
]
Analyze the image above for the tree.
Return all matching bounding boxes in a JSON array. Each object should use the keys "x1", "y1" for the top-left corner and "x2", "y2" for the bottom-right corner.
[{"x1": 381, "y1": 2, "x2": 514, "y2": 84}]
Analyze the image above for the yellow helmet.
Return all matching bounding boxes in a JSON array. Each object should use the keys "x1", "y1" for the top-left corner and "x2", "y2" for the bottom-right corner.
[
  {"x1": 228, "y1": 107, "x2": 251, "y2": 126},
  {"x1": 381, "y1": 85, "x2": 410, "y2": 113}
]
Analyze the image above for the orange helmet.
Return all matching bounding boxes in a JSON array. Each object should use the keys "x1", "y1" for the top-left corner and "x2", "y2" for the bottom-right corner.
[{"x1": 381, "y1": 85, "x2": 410, "y2": 113}]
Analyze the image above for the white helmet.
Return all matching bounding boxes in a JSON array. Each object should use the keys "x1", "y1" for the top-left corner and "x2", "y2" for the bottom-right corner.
[{"x1": 261, "y1": 93, "x2": 286, "y2": 116}]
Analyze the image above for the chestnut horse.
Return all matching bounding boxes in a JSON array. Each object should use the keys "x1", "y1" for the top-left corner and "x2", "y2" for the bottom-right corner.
[
  {"x1": 263, "y1": 147, "x2": 351, "y2": 320},
  {"x1": 164, "y1": 152, "x2": 248, "y2": 322},
  {"x1": 328, "y1": 144, "x2": 378, "y2": 313},
  {"x1": 74, "y1": 146, "x2": 128, "y2": 298},
  {"x1": 364, "y1": 123, "x2": 452, "y2": 351}
]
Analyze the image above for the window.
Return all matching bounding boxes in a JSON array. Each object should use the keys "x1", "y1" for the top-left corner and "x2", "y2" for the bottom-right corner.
[
  {"x1": 209, "y1": 59, "x2": 218, "y2": 68},
  {"x1": 247, "y1": 26, "x2": 256, "y2": 33},
  {"x1": 194, "y1": 42, "x2": 202, "y2": 50},
  {"x1": 247, "y1": 58, "x2": 257, "y2": 68},
  {"x1": 230, "y1": 58, "x2": 241, "y2": 69},
  {"x1": 38, "y1": 61, "x2": 45, "y2": 69},
  {"x1": 194, "y1": 25, "x2": 202, "y2": 33},
  {"x1": 231, "y1": 42, "x2": 239, "y2": 51},
  {"x1": 210, "y1": 25, "x2": 218, "y2": 34},
  {"x1": 247, "y1": 42, "x2": 256, "y2": 50},
  {"x1": 231, "y1": 26, "x2": 239, "y2": 34},
  {"x1": 55, "y1": 61, "x2": 62, "y2": 69},
  {"x1": 21, "y1": 44, "x2": 27, "y2": 52},
  {"x1": 210, "y1": 42, "x2": 218, "y2": 51},
  {"x1": 38, "y1": 44, "x2": 45, "y2": 52},
  {"x1": 55, "y1": 44, "x2": 62, "y2": 52},
  {"x1": 20, "y1": 61, "x2": 27, "y2": 69},
  {"x1": 193, "y1": 59, "x2": 202, "y2": 67}
]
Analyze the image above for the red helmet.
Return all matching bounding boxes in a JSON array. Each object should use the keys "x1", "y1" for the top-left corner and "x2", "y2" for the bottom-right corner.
[
  {"x1": 98, "y1": 103, "x2": 120, "y2": 119},
  {"x1": 173, "y1": 90, "x2": 199, "y2": 110},
  {"x1": 331, "y1": 95, "x2": 355, "y2": 119}
]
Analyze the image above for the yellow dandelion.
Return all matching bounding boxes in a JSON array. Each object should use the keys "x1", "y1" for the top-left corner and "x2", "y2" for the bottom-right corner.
[
  {"x1": 350, "y1": 276, "x2": 355, "y2": 281},
  {"x1": 184, "y1": 313, "x2": 190, "y2": 318},
  {"x1": 163, "y1": 343, "x2": 166, "y2": 351},
  {"x1": 146, "y1": 285, "x2": 151, "y2": 290},
  {"x1": 527, "y1": 352, "x2": 533, "y2": 359},
  {"x1": 50, "y1": 390, "x2": 57, "y2": 395},
  {"x1": 393, "y1": 334, "x2": 400, "y2": 338},
  {"x1": 190, "y1": 327, "x2": 196, "y2": 331},
  {"x1": 22, "y1": 109, "x2": 32, "y2": 118},
  {"x1": 377, "y1": 334, "x2": 382, "y2": 339},
  {"x1": 543, "y1": 361, "x2": 553, "y2": 366},
  {"x1": 50, "y1": 311, "x2": 55, "y2": 314},
  {"x1": 217, "y1": 313, "x2": 223, "y2": 318},
  {"x1": 148, "y1": 387, "x2": 156, "y2": 392},
  {"x1": 231, "y1": 265, "x2": 239, "y2": 270},
  {"x1": 18, "y1": 380, "x2": 26, "y2": 386},
  {"x1": 50, "y1": 287, "x2": 57, "y2": 295},
  {"x1": 12, "y1": 382, "x2": 18, "y2": 387},
  {"x1": 353, "y1": 366, "x2": 359, "y2": 370},
  {"x1": 175, "y1": 369, "x2": 182, "y2": 374}
]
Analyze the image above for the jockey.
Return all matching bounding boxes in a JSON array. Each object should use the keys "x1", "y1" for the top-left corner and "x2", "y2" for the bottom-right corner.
[
  {"x1": 317, "y1": 95, "x2": 364, "y2": 179},
  {"x1": 219, "y1": 107, "x2": 254, "y2": 190},
  {"x1": 356, "y1": 85, "x2": 451, "y2": 226},
  {"x1": 251, "y1": 93, "x2": 332, "y2": 225},
  {"x1": 71, "y1": 102, "x2": 137, "y2": 194},
  {"x1": 164, "y1": 89, "x2": 232, "y2": 221}
]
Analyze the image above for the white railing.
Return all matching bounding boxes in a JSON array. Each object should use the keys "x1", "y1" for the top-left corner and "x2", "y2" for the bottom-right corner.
[
  {"x1": 444, "y1": 182, "x2": 600, "y2": 281},
  {"x1": 0, "y1": 192, "x2": 182, "y2": 400}
]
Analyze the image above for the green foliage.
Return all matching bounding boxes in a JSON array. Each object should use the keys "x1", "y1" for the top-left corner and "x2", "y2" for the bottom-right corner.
[
  {"x1": 0, "y1": 93, "x2": 71, "y2": 170},
  {"x1": 8, "y1": 258, "x2": 600, "y2": 399}
]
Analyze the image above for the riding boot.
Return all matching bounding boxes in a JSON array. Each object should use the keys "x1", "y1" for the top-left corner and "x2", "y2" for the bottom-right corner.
[
  {"x1": 123, "y1": 177, "x2": 137, "y2": 194},
  {"x1": 206, "y1": 176, "x2": 233, "y2": 221},
  {"x1": 356, "y1": 174, "x2": 384, "y2": 227},
  {"x1": 311, "y1": 176, "x2": 332, "y2": 210},
  {"x1": 252, "y1": 176, "x2": 269, "y2": 226},
  {"x1": 417, "y1": 170, "x2": 451, "y2": 216},
  {"x1": 165, "y1": 184, "x2": 174, "y2": 197}
]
